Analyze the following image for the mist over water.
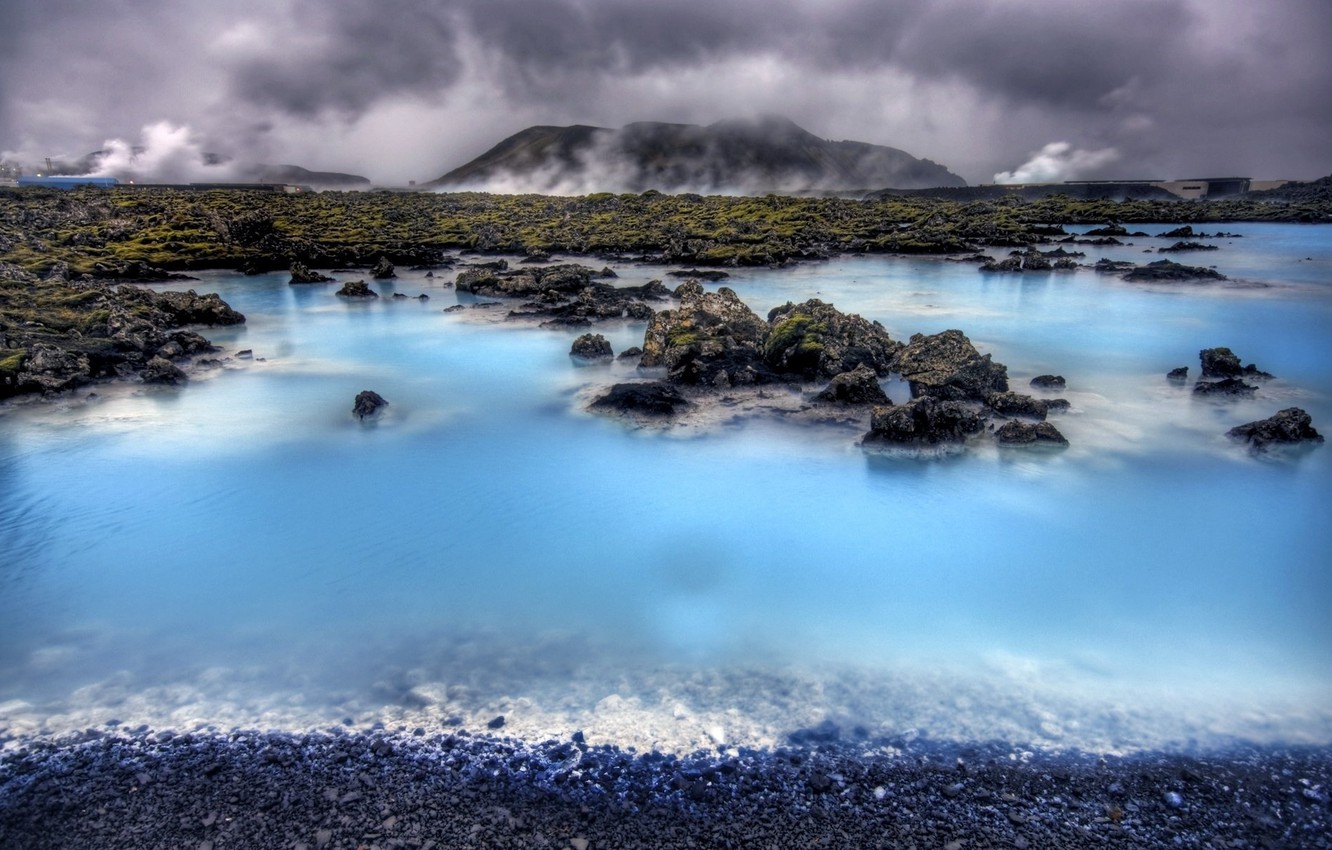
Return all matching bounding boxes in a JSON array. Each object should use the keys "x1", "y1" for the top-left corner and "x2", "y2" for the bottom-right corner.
[{"x1": 2, "y1": 224, "x2": 1330, "y2": 753}]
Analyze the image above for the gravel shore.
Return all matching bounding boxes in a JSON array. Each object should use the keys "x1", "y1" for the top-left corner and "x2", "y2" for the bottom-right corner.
[{"x1": 3, "y1": 727, "x2": 1328, "y2": 850}]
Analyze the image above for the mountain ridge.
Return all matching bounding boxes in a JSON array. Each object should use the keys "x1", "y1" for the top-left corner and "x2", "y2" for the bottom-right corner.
[{"x1": 428, "y1": 116, "x2": 966, "y2": 194}]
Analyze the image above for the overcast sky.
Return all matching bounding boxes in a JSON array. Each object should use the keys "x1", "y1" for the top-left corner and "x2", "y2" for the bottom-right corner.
[{"x1": 3, "y1": 0, "x2": 1329, "y2": 186}]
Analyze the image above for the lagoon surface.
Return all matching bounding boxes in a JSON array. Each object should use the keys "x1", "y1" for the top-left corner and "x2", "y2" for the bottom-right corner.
[{"x1": 2, "y1": 224, "x2": 1330, "y2": 755}]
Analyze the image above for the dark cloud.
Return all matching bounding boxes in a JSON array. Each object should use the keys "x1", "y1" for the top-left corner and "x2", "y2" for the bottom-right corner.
[{"x1": 2, "y1": 0, "x2": 1328, "y2": 184}]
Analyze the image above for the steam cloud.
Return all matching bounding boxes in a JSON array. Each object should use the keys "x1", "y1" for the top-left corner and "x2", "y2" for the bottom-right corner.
[
  {"x1": 993, "y1": 142, "x2": 1121, "y2": 185},
  {"x1": 88, "y1": 122, "x2": 240, "y2": 183}
]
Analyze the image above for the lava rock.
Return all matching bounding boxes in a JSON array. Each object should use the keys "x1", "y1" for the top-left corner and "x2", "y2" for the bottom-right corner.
[
  {"x1": 353, "y1": 390, "x2": 389, "y2": 419},
  {"x1": 1167, "y1": 366, "x2": 1189, "y2": 381},
  {"x1": 336, "y1": 280, "x2": 377, "y2": 298},
  {"x1": 1029, "y1": 374, "x2": 1066, "y2": 389},
  {"x1": 1121, "y1": 260, "x2": 1226, "y2": 282},
  {"x1": 570, "y1": 333, "x2": 614, "y2": 362},
  {"x1": 1193, "y1": 378, "x2": 1258, "y2": 396},
  {"x1": 764, "y1": 298, "x2": 902, "y2": 379},
  {"x1": 370, "y1": 257, "x2": 397, "y2": 279},
  {"x1": 289, "y1": 262, "x2": 334, "y2": 284},
  {"x1": 140, "y1": 356, "x2": 187, "y2": 385},
  {"x1": 862, "y1": 396, "x2": 985, "y2": 449},
  {"x1": 890, "y1": 329, "x2": 1009, "y2": 402},
  {"x1": 814, "y1": 364, "x2": 890, "y2": 405},
  {"x1": 1227, "y1": 407, "x2": 1324, "y2": 450},
  {"x1": 994, "y1": 420, "x2": 1069, "y2": 447},
  {"x1": 986, "y1": 391, "x2": 1049, "y2": 420},
  {"x1": 639, "y1": 281, "x2": 775, "y2": 387},
  {"x1": 1199, "y1": 347, "x2": 1272, "y2": 379},
  {"x1": 589, "y1": 382, "x2": 691, "y2": 417}
]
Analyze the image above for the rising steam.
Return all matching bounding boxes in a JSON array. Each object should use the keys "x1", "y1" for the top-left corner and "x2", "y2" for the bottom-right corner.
[
  {"x1": 88, "y1": 121, "x2": 239, "y2": 183},
  {"x1": 993, "y1": 141, "x2": 1120, "y2": 184}
]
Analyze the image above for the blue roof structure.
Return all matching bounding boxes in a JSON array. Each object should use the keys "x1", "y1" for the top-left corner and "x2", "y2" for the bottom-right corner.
[{"x1": 17, "y1": 175, "x2": 119, "y2": 189}]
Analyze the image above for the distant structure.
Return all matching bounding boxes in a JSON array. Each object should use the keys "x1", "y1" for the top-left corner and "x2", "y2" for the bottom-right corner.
[
  {"x1": 17, "y1": 175, "x2": 119, "y2": 189},
  {"x1": 987, "y1": 177, "x2": 1287, "y2": 200}
]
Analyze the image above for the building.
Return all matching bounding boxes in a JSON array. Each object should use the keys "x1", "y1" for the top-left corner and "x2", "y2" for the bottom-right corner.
[{"x1": 17, "y1": 175, "x2": 119, "y2": 189}]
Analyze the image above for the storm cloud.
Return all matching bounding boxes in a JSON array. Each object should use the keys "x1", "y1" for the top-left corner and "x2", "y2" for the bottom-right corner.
[{"x1": 2, "y1": 0, "x2": 1329, "y2": 186}]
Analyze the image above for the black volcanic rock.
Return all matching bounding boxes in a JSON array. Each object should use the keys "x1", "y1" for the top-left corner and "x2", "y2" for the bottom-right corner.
[
  {"x1": 764, "y1": 299, "x2": 902, "y2": 379},
  {"x1": 570, "y1": 333, "x2": 613, "y2": 362},
  {"x1": 336, "y1": 280, "x2": 377, "y2": 298},
  {"x1": 890, "y1": 329, "x2": 1009, "y2": 402},
  {"x1": 289, "y1": 261, "x2": 334, "y2": 284},
  {"x1": 1030, "y1": 374, "x2": 1066, "y2": 389},
  {"x1": 589, "y1": 382, "x2": 691, "y2": 417},
  {"x1": 1193, "y1": 377, "x2": 1258, "y2": 396},
  {"x1": 995, "y1": 420, "x2": 1069, "y2": 447},
  {"x1": 1227, "y1": 407, "x2": 1323, "y2": 450},
  {"x1": 427, "y1": 116, "x2": 966, "y2": 194},
  {"x1": 814, "y1": 364, "x2": 890, "y2": 405},
  {"x1": 861, "y1": 397, "x2": 985, "y2": 449},
  {"x1": 986, "y1": 391, "x2": 1049, "y2": 420},
  {"x1": 1200, "y1": 347, "x2": 1272, "y2": 379},
  {"x1": 1122, "y1": 260, "x2": 1226, "y2": 282},
  {"x1": 370, "y1": 257, "x2": 397, "y2": 279},
  {"x1": 1167, "y1": 366, "x2": 1189, "y2": 381},
  {"x1": 639, "y1": 281, "x2": 775, "y2": 386},
  {"x1": 353, "y1": 390, "x2": 388, "y2": 419}
]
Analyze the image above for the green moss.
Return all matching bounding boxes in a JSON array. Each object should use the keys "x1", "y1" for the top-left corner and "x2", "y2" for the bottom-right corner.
[{"x1": 0, "y1": 350, "x2": 25, "y2": 373}]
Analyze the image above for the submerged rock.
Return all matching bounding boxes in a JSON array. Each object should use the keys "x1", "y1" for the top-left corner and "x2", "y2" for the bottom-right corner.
[
  {"x1": 994, "y1": 420, "x2": 1069, "y2": 447},
  {"x1": 815, "y1": 364, "x2": 890, "y2": 405},
  {"x1": 353, "y1": 390, "x2": 389, "y2": 419},
  {"x1": 890, "y1": 329, "x2": 1009, "y2": 402},
  {"x1": 336, "y1": 280, "x2": 377, "y2": 298},
  {"x1": 764, "y1": 299, "x2": 901, "y2": 379},
  {"x1": 1122, "y1": 260, "x2": 1226, "y2": 282},
  {"x1": 1227, "y1": 407, "x2": 1323, "y2": 450},
  {"x1": 1167, "y1": 366, "x2": 1190, "y2": 381},
  {"x1": 1199, "y1": 347, "x2": 1272, "y2": 379},
  {"x1": 370, "y1": 256, "x2": 397, "y2": 279},
  {"x1": 986, "y1": 391, "x2": 1049, "y2": 420},
  {"x1": 639, "y1": 281, "x2": 774, "y2": 387},
  {"x1": 861, "y1": 397, "x2": 985, "y2": 450},
  {"x1": 589, "y1": 382, "x2": 691, "y2": 417},
  {"x1": 1029, "y1": 374, "x2": 1066, "y2": 389},
  {"x1": 1193, "y1": 377, "x2": 1258, "y2": 396},
  {"x1": 289, "y1": 262, "x2": 334, "y2": 284},
  {"x1": 570, "y1": 333, "x2": 613, "y2": 362},
  {"x1": 140, "y1": 356, "x2": 187, "y2": 385}
]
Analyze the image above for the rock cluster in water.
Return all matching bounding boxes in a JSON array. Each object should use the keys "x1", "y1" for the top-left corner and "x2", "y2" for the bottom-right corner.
[{"x1": 1, "y1": 272, "x2": 245, "y2": 399}]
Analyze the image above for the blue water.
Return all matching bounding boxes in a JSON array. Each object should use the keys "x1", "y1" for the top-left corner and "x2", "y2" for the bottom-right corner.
[{"x1": 2, "y1": 224, "x2": 1330, "y2": 751}]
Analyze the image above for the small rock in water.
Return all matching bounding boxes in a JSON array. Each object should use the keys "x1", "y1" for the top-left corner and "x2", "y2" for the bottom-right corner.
[
  {"x1": 353, "y1": 390, "x2": 389, "y2": 420},
  {"x1": 487, "y1": 715, "x2": 506, "y2": 729},
  {"x1": 1164, "y1": 790, "x2": 1184, "y2": 808}
]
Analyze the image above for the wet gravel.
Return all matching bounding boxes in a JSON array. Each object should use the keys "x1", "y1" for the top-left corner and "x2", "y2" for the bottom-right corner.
[{"x1": 2, "y1": 728, "x2": 1329, "y2": 849}]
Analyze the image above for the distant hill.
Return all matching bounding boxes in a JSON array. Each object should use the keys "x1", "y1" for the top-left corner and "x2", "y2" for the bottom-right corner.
[
  {"x1": 427, "y1": 116, "x2": 966, "y2": 194},
  {"x1": 246, "y1": 164, "x2": 371, "y2": 188}
]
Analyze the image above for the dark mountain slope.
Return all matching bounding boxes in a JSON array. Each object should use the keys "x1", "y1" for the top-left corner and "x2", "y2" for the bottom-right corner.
[{"x1": 428, "y1": 116, "x2": 965, "y2": 194}]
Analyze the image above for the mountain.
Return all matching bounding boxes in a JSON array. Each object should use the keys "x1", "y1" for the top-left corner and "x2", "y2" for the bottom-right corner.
[
  {"x1": 246, "y1": 164, "x2": 371, "y2": 188},
  {"x1": 427, "y1": 116, "x2": 966, "y2": 194}
]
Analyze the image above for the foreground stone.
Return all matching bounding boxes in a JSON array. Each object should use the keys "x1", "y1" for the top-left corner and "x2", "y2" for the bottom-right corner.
[
  {"x1": 353, "y1": 390, "x2": 389, "y2": 419},
  {"x1": 1227, "y1": 407, "x2": 1324, "y2": 450},
  {"x1": 336, "y1": 280, "x2": 377, "y2": 298},
  {"x1": 589, "y1": 382, "x2": 691, "y2": 417},
  {"x1": 995, "y1": 420, "x2": 1069, "y2": 447},
  {"x1": 815, "y1": 364, "x2": 889, "y2": 405},
  {"x1": 570, "y1": 333, "x2": 614, "y2": 362},
  {"x1": 764, "y1": 299, "x2": 902, "y2": 379},
  {"x1": 639, "y1": 281, "x2": 774, "y2": 386},
  {"x1": 862, "y1": 397, "x2": 985, "y2": 451},
  {"x1": 1193, "y1": 378, "x2": 1257, "y2": 397},
  {"x1": 1199, "y1": 347, "x2": 1272, "y2": 379},
  {"x1": 289, "y1": 261, "x2": 334, "y2": 284},
  {"x1": 890, "y1": 329, "x2": 1009, "y2": 402}
]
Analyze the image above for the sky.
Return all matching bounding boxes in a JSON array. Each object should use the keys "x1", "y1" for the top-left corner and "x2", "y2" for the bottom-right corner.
[{"x1": 2, "y1": 0, "x2": 1329, "y2": 187}]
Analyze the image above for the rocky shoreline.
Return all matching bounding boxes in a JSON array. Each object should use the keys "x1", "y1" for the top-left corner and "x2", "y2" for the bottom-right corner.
[{"x1": 2, "y1": 728, "x2": 1328, "y2": 850}]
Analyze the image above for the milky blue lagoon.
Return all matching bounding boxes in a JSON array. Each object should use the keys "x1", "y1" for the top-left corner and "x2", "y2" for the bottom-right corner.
[{"x1": 2, "y1": 224, "x2": 1330, "y2": 754}]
